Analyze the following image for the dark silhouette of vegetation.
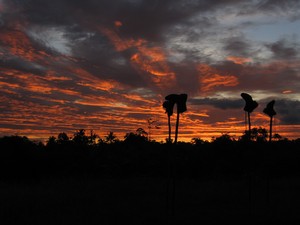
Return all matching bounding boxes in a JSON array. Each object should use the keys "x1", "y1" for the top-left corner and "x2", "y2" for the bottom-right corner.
[
  {"x1": 124, "y1": 128, "x2": 148, "y2": 144},
  {"x1": 104, "y1": 131, "x2": 118, "y2": 144},
  {"x1": 240, "y1": 127, "x2": 268, "y2": 142},
  {"x1": 241, "y1": 93, "x2": 258, "y2": 139},
  {"x1": 212, "y1": 133, "x2": 236, "y2": 144},
  {"x1": 163, "y1": 99, "x2": 174, "y2": 143},
  {"x1": 1, "y1": 131, "x2": 300, "y2": 225},
  {"x1": 0, "y1": 131, "x2": 299, "y2": 181},
  {"x1": 191, "y1": 137, "x2": 208, "y2": 146},
  {"x1": 163, "y1": 93, "x2": 188, "y2": 144},
  {"x1": 263, "y1": 100, "x2": 277, "y2": 142}
]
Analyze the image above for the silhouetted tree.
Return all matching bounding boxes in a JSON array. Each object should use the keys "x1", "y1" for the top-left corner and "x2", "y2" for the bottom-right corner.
[
  {"x1": 88, "y1": 130, "x2": 98, "y2": 145},
  {"x1": 273, "y1": 133, "x2": 282, "y2": 141},
  {"x1": 57, "y1": 132, "x2": 70, "y2": 145},
  {"x1": 73, "y1": 129, "x2": 89, "y2": 146},
  {"x1": 136, "y1": 127, "x2": 148, "y2": 137},
  {"x1": 163, "y1": 100, "x2": 174, "y2": 143},
  {"x1": 241, "y1": 93, "x2": 258, "y2": 139},
  {"x1": 252, "y1": 127, "x2": 268, "y2": 142},
  {"x1": 212, "y1": 133, "x2": 235, "y2": 144},
  {"x1": 240, "y1": 127, "x2": 268, "y2": 142},
  {"x1": 124, "y1": 132, "x2": 147, "y2": 144},
  {"x1": 46, "y1": 136, "x2": 57, "y2": 148},
  {"x1": 191, "y1": 137, "x2": 206, "y2": 146},
  {"x1": 105, "y1": 131, "x2": 118, "y2": 144},
  {"x1": 0, "y1": 135, "x2": 36, "y2": 155},
  {"x1": 163, "y1": 94, "x2": 188, "y2": 144},
  {"x1": 263, "y1": 100, "x2": 276, "y2": 142}
]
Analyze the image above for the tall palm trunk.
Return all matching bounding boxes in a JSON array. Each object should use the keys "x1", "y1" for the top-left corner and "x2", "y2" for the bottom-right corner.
[
  {"x1": 174, "y1": 108, "x2": 180, "y2": 144},
  {"x1": 248, "y1": 112, "x2": 251, "y2": 139},
  {"x1": 263, "y1": 100, "x2": 276, "y2": 142},
  {"x1": 168, "y1": 115, "x2": 171, "y2": 143},
  {"x1": 269, "y1": 116, "x2": 273, "y2": 142}
]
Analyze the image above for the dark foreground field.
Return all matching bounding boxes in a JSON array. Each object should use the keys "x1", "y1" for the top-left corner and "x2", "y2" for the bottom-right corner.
[
  {"x1": 1, "y1": 137, "x2": 300, "y2": 224},
  {"x1": 1, "y1": 176, "x2": 300, "y2": 225}
]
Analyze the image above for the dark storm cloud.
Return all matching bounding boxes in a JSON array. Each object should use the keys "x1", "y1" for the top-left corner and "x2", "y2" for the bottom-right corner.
[
  {"x1": 0, "y1": 56, "x2": 45, "y2": 75},
  {"x1": 69, "y1": 32, "x2": 145, "y2": 87},
  {"x1": 257, "y1": 0, "x2": 300, "y2": 17},
  {"x1": 209, "y1": 59, "x2": 300, "y2": 94},
  {"x1": 266, "y1": 39, "x2": 299, "y2": 59},
  {"x1": 189, "y1": 97, "x2": 300, "y2": 126},
  {"x1": 238, "y1": 0, "x2": 300, "y2": 20},
  {"x1": 223, "y1": 36, "x2": 252, "y2": 57},
  {"x1": 189, "y1": 97, "x2": 243, "y2": 110},
  {"x1": 276, "y1": 99, "x2": 300, "y2": 125},
  {"x1": 168, "y1": 63, "x2": 200, "y2": 95},
  {"x1": 5, "y1": 0, "x2": 242, "y2": 40}
]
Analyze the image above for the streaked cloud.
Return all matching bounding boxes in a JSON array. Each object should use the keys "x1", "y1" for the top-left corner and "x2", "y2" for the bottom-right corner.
[{"x1": 0, "y1": 0, "x2": 299, "y2": 141}]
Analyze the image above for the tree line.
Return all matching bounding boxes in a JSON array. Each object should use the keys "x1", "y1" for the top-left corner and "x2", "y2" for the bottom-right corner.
[{"x1": 0, "y1": 128, "x2": 299, "y2": 182}]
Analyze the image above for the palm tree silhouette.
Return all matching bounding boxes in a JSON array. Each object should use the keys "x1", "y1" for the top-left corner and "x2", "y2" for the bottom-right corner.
[
  {"x1": 163, "y1": 100, "x2": 175, "y2": 143},
  {"x1": 163, "y1": 94, "x2": 187, "y2": 222},
  {"x1": 241, "y1": 93, "x2": 258, "y2": 139},
  {"x1": 163, "y1": 94, "x2": 188, "y2": 144},
  {"x1": 263, "y1": 100, "x2": 276, "y2": 142},
  {"x1": 105, "y1": 131, "x2": 117, "y2": 144}
]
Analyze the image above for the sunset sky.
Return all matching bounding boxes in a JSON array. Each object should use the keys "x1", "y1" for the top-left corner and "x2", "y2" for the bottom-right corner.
[{"x1": 0, "y1": 0, "x2": 299, "y2": 142}]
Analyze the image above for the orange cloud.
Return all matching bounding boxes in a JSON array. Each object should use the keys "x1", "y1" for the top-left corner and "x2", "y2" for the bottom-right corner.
[
  {"x1": 114, "y1": 21, "x2": 122, "y2": 27},
  {"x1": 197, "y1": 64, "x2": 239, "y2": 92},
  {"x1": 99, "y1": 26, "x2": 142, "y2": 51},
  {"x1": 122, "y1": 93, "x2": 157, "y2": 105},
  {"x1": 0, "y1": 27, "x2": 50, "y2": 62},
  {"x1": 99, "y1": 26, "x2": 176, "y2": 88},
  {"x1": 227, "y1": 56, "x2": 252, "y2": 64},
  {"x1": 282, "y1": 90, "x2": 293, "y2": 94},
  {"x1": 44, "y1": 71, "x2": 72, "y2": 81},
  {"x1": 71, "y1": 67, "x2": 125, "y2": 92}
]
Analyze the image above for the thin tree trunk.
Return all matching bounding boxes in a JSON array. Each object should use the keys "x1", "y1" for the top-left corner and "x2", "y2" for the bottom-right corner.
[
  {"x1": 269, "y1": 116, "x2": 273, "y2": 142},
  {"x1": 174, "y1": 111, "x2": 180, "y2": 144},
  {"x1": 168, "y1": 116, "x2": 171, "y2": 143},
  {"x1": 248, "y1": 112, "x2": 251, "y2": 140}
]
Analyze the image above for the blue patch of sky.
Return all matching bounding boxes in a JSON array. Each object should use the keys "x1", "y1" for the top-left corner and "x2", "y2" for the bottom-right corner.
[{"x1": 244, "y1": 20, "x2": 300, "y2": 43}]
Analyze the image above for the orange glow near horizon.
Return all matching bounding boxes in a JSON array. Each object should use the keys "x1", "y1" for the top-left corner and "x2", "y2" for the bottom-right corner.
[{"x1": 1, "y1": 92, "x2": 299, "y2": 143}]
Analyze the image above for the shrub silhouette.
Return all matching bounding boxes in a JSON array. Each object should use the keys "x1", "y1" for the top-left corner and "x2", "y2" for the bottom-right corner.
[
  {"x1": 124, "y1": 129, "x2": 148, "y2": 144},
  {"x1": 240, "y1": 127, "x2": 268, "y2": 142}
]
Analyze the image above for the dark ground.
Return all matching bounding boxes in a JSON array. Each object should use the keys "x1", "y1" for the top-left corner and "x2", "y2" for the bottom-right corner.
[
  {"x1": 1, "y1": 175, "x2": 300, "y2": 225},
  {"x1": 1, "y1": 137, "x2": 300, "y2": 224}
]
